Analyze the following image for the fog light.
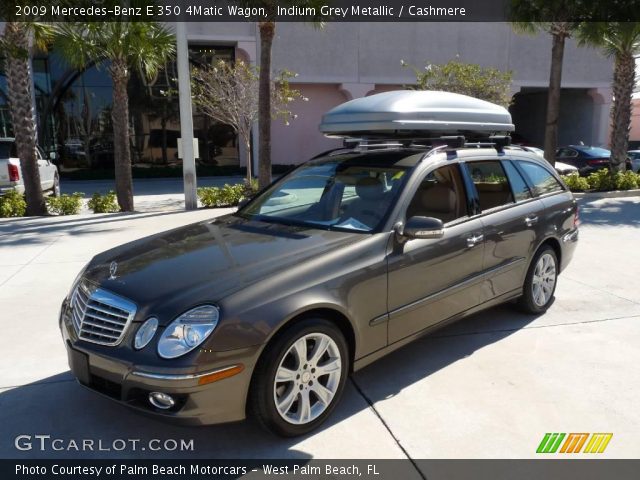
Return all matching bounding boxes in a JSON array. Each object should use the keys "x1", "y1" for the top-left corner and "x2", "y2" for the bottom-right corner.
[{"x1": 148, "y1": 391, "x2": 175, "y2": 410}]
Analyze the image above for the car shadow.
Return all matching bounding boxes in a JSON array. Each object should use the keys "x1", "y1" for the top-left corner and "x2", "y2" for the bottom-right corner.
[
  {"x1": 0, "y1": 304, "x2": 539, "y2": 459},
  {"x1": 577, "y1": 196, "x2": 640, "y2": 228},
  {"x1": 352, "y1": 304, "x2": 541, "y2": 402}
]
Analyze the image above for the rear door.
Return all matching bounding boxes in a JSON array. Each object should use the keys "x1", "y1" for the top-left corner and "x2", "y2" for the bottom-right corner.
[{"x1": 462, "y1": 158, "x2": 545, "y2": 303}]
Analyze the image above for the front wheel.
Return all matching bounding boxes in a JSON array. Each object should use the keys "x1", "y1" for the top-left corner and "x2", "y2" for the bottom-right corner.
[
  {"x1": 249, "y1": 318, "x2": 349, "y2": 437},
  {"x1": 518, "y1": 246, "x2": 558, "y2": 314}
]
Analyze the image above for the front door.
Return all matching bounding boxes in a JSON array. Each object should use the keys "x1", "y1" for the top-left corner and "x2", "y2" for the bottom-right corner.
[{"x1": 387, "y1": 164, "x2": 485, "y2": 344}]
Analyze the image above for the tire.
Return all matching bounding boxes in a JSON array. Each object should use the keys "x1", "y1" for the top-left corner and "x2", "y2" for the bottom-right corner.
[
  {"x1": 51, "y1": 174, "x2": 61, "y2": 197},
  {"x1": 517, "y1": 246, "x2": 558, "y2": 314},
  {"x1": 249, "y1": 318, "x2": 349, "y2": 437}
]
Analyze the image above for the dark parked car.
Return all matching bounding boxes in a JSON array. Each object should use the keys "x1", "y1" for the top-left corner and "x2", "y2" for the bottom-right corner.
[
  {"x1": 556, "y1": 145, "x2": 610, "y2": 176},
  {"x1": 60, "y1": 143, "x2": 578, "y2": 436}
]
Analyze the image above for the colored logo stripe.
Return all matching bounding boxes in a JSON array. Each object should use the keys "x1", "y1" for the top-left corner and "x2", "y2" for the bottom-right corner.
[
  {"x1": 583, "y1": 433, "x2": 613, "y2": 453},
  {"x1": 560, "y1": 433, "x2": 589, "y2": 453},
  {"x1": 537, "y1": 433, "x2": 613, "y2": 453},
  {"x1": 536, "y1": 433, "x2": 566, "y2": 453}
]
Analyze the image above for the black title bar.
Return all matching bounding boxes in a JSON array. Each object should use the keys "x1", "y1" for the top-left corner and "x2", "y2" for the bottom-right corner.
[{"x1": 4, "y1": 0, "x2": 640, "y2": 22}]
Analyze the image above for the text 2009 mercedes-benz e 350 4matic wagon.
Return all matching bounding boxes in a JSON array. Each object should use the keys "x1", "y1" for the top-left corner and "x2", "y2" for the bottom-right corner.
[{"x1": 60, "y1": 91, "x2": 578, "y2": 436}]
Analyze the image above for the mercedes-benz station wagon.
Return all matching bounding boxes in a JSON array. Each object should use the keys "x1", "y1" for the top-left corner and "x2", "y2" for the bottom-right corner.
[{"x1": 60, "y1": 91, "x2": 578, "y2": 436}]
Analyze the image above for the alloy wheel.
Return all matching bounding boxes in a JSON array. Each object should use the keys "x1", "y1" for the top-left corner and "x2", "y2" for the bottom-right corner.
[
  {"x1": 273, "y1": 333, "x2": 342, "y2": 425},
  {"x1": 532, "y1": 253, "x2": 557, "y2": 307}
]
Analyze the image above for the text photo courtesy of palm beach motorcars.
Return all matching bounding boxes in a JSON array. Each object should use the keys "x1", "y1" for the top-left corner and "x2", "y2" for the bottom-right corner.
[{"x1": 2, "y1": 1, "x2": 640, "y2": 478}]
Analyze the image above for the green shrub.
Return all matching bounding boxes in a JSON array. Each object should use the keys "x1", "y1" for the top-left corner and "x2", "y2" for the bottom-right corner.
[
  {"x1": 585, "y1": 169, "x2": 640, "y2": 191},
  {"x1": 46, "y1": 192, "x2": 84, "y2": 215},
  {"x1": 197, "y1": 182, "x2": 253, "y2": 208},
  {"x1": 87, "y1": 191, "x2": 119, "y2": 213},
  {"x1": 615, "y1": 171, "x2": 639, "y2": 190},
  {"x1": 0, "y1": 190, "x2": 27, "y2": 217},
  {"x1": 560, "y1": 173, "x2": 590, "y2": 192},
  {"x1": 586, "y1": 169, "x2": 616, "y2": 191}
]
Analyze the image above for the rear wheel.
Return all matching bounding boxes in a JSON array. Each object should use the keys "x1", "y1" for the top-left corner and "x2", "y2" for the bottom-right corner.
[
  {"x1": 518, "y1": 246, "x2": 558, "y2": 314},
  {"x1": 249, "y1": 318, "x2": 349, "y2": 437}
]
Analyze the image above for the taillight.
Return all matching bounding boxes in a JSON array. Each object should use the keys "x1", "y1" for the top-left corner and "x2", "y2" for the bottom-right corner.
[
  {"x1": 8, "y1": 164, "x2": 19, "y2": 182},
  {"x1": 587, "y1": 158, "x2": 608, "y2": 166},
  {"x1": 574, "y1": 205, "x2": 580, "y2": 228}
]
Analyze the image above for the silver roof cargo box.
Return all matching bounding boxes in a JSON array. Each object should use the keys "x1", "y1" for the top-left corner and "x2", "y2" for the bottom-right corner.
[{"x1": 319, "y1": 90, "x2": 514, "y2": 138}]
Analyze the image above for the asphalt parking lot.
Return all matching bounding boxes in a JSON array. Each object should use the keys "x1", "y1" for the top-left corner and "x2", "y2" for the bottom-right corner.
[{"x1": 1, "y1": 196, "x2": 639, "y2": 462}]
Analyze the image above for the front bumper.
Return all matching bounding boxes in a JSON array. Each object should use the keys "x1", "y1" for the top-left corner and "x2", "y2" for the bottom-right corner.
[{"x1": 59, "y1": 301, "x2": 262, "y2": 426}]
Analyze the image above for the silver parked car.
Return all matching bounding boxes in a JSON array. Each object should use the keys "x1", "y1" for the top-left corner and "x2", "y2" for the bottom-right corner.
[{"x1": 627, "y1": 150, "x2": 640, "y2": 173}]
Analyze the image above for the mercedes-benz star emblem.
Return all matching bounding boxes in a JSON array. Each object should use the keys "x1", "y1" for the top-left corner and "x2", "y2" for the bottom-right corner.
[{"x1": 109, "y1": 261, "x2": 118, "y2": 280}]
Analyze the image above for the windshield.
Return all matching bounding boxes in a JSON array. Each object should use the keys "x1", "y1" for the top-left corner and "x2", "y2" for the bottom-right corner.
[{"x1": 239, "y1": 156, "x2": 410, "y2": 232}]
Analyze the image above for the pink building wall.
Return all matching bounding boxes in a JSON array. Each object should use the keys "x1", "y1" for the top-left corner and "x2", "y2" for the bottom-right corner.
[
  {"x1": 270, "y1": 83, "x2": 405, "y2": 164},
  {"x1": 630, "y1": 98, "x2": 640, "y2": 143}
]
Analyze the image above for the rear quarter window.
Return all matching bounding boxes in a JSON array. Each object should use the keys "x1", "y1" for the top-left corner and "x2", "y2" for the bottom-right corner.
[
  {"x1": 519, "y1": 161, "x2": 564, "y2": 196},
  {"x1": 0, "y1": 142, "x2": 16, "y2": 158}
]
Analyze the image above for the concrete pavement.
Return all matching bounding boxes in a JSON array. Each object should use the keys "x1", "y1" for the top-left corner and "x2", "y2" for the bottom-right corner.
[{"x1": 0, "y1": 196, "x2": 639, "y2": 463}]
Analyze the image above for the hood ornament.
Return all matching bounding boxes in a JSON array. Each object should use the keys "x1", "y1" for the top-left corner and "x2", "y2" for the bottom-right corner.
[{"x1": 109, "y1": 261, "x2": 118, "y2": 280}]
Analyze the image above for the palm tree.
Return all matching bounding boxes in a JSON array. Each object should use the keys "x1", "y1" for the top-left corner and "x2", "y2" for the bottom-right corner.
[
  {"x1": 510, "y1": 1, "x2": 582, "y2": 165},
  {"x1": 55, "y1": 20, "x2": 175, "y2": 211},
  {"x1": 0, "y1": 21, "x2": 52, "y2": 216},
  {"x1": 242, "y1": 0, "x2": 325, "y2": 188},
  {"x1": 577, "y1": 22, "x2": 640, "y2": 172}
]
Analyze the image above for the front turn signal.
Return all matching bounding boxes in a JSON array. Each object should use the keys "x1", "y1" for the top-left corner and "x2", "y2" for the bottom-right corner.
[{"x1": 197, "y1": 364, "x2": 245, "y2": 385}]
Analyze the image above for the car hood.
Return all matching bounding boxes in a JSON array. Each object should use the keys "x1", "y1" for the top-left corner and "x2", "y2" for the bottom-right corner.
[{"x1": 83, "y1": 214, "x2": 361, "y2": 314}]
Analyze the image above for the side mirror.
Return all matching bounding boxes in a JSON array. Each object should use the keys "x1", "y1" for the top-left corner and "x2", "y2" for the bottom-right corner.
[
  {"x1": 237, "y1": 198, "x2": 250, "y2": 209},
  {"x1": 400, "y1": 216, "x2": 444, "y2": 240}
]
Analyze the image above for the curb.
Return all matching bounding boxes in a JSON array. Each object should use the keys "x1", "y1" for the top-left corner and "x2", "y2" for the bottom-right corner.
[{"x1": 573, "y1": 189, "x2": 640, "y2": 199}]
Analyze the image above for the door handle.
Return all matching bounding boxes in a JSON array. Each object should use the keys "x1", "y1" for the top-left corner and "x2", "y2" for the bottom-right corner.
[
  {"x1": 466, "y1": 234, "x2": 484, "y2": 248},
  {"x1": 525, "y1": 215, "x2": 539, "y2": 227}
]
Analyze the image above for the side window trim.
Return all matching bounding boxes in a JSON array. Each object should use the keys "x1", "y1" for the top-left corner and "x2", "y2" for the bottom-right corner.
[{"x1": 458, "y1": 161, "x2": 481, "y2": 216}]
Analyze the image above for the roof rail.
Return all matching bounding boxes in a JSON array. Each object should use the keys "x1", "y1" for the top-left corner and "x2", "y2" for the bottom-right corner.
[{"x1": 310, "y1": 134, "x2": 513, "y2": 160}]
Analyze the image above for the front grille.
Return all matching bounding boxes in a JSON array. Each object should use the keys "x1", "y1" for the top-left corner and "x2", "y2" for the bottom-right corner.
[{"x1": 71, "y1": 281, "x2": 137, "y2": 346}]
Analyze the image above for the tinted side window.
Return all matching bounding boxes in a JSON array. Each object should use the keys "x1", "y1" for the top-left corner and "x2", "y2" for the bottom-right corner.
[
  {"x1": 465, "y1": 161, "x2": 514, "y2": 211},
  {"x1": 503, "y1": 161, "x2": 532, "y2": 202},
  {"x1": 557, "y1": 148, "x2": 577, "y2": 158},
  {"x1": 519, "y1": 161, "x2": 564, "y2": 195},
  {"x1": 406, "y1": 164, "x2": 468, "y2": 224}
]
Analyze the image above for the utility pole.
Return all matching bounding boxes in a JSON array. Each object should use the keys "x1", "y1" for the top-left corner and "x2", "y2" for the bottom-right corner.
[{"x1": 176, "y1": 21, "x2": 198, "y2": 210}]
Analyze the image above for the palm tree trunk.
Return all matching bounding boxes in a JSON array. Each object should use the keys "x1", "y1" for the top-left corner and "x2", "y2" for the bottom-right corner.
[
  {"x1": 609, "y1": 50, "x2": 635, "y2": 173},
  {"x1": 110, "y1": 59, "x2": 134, "y2": 211},
  {"x1": 4, "y1": 23, "x2": 46, "y2": 216},
  {"x1": 258, "y1": 21, "x2": 275, "y2": 189},
  {"x1": 243, "y1": 132, "x2": 253, "y2": 182},
  {"x1": 543, "y1": 27, "x2": 567, "y2": 166}
]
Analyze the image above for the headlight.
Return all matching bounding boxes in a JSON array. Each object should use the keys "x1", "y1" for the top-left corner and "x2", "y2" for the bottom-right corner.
[
  {"x1": 157, "y1": 305, "x2": 219, "y2": 359},
  {"x1": 134, "y1": 317, "x2": 159, "y2": 350}
]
